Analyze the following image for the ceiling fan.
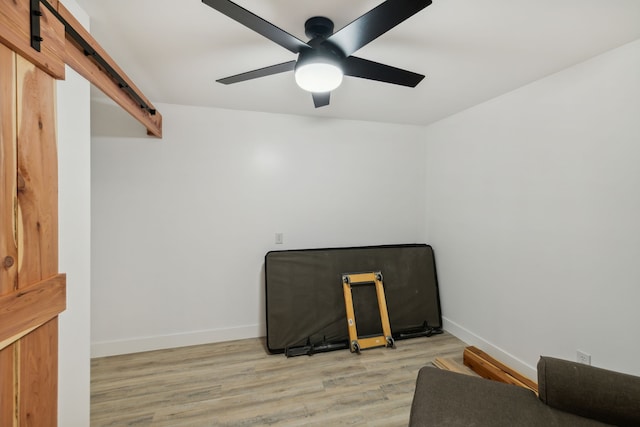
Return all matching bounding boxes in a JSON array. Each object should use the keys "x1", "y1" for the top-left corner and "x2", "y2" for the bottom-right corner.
[{"x1": 202, "y1": 0, "x2": 432, "y2": 108}]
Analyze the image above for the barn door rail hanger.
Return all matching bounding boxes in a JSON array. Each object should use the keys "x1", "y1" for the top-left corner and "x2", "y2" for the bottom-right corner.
[
  {"x1": 29, "y1": 0, "x2": 157, "y2": 116},
  {"x1": 30, "y1": 0, "x2": 43, "y2": 51}
]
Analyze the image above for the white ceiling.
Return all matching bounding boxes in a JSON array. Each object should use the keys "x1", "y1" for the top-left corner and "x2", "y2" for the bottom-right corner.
[{"x1": 74, "y1": 0, "x2": 640, "y2": 126}]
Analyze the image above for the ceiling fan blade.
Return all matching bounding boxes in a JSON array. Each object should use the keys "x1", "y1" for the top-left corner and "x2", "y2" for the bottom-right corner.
[
  {"x1": 217, "y1": 61, "x2": 296, "y2": 84},
  {"x1": 324, "y1": 0, "x2": 432, "y2": 57},
  {"x1": 343, "y1": 56, "x2": 424, "y2": 87},
  {"x1": 312, "y1": 92, "x2": 330, "y2": 108},
  {"x1": 202, "y1": 0, "x2": 309, "y2": 53}
]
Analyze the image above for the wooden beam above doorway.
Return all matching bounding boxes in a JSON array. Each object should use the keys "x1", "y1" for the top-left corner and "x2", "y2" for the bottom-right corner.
[{"x1": 0, "y1": 0, "x2": 162, "y2": 137}]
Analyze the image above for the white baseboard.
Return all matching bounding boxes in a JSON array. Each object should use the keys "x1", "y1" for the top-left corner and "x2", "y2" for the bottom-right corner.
[
  {"x1": 443, "y1": 316, "x2": 537, "y2": 380},
  {"x1": 91, "y1": 324, "x2": 263, "y2": 358}
]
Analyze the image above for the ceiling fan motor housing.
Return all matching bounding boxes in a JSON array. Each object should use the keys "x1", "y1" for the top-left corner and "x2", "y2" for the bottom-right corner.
[
  {"x1": 296, "y1": 44, "x2": 344, "y2": 68},
  {"x1": 297, "y1": 17, "x2": 345, "y2": 80},
  {"x1": 304, "y1": 16, "x2": 334, "y2": 40}
]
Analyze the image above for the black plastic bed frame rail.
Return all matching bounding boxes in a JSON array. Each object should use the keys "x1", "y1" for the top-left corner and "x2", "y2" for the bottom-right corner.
[
  {"x1": 396, "y1": 321, "x2": 443, "y2": 340},
  {"x1": 284, "y1": 322, "x2": 442, "y2": 357},
  {"x1": 285, "y1": 339, "x2": 350, "y2": 357}
]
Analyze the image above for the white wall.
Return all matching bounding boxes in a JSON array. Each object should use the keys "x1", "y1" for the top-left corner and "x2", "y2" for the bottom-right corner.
[
  {"x1": 57, "y1": 1, "x2": 91, "y2": 425},
  {"x1": 90, "y1": 103, "x2": 426, "y2": 356},
  {"x1": 425, "y1": 39, "x2": 640, "y2": 378}
]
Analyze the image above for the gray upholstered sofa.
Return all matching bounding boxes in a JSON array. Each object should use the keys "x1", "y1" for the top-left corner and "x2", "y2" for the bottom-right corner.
[{"x1": 409, "y1": 356, "x2": 640, "y2": 426}]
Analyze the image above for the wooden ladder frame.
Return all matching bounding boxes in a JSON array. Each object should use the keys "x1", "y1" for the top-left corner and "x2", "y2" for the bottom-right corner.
[{"x1": 342, "y1": 272, "x2": 394, "y2": 353}]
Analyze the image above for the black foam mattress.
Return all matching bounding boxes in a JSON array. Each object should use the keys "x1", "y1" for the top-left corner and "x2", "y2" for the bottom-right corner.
[{"x1": 265, "y1": 244, "x2": 442, "y2": 354}]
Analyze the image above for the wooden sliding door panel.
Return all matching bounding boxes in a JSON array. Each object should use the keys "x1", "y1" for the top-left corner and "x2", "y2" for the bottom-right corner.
[
  {"x1": 0, "y1": 46, "x2": 61, "y2": 426},
  {"x1": 0, "y1": 42, "x2": 17, "y2": 295},
  {"x1": 0, "y1": 345, "x2": 16, "y2": 427},
  {"x1": 0, "y1": 41, "x2": 18, "y2": 427},
  {"x1": 14, "y1": 53, "x2": 60, "y2": 426},
  {"x1": 16, "y1": 54, "x2": 58, "y2": 286},
  {"x1": 19, "y1": 318, "x2": 58, "y2": 424},
  {"x1": 1, "y1": 1, "x2": 156, "y2": 424}
]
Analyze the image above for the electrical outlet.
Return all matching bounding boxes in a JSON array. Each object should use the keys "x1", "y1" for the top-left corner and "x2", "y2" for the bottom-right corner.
[
  {"x1": 577, "y1": 350, "x2": 591, "y2": 365},
  {"x1": 275, "y1": 233, "x2": 283, "y2": 244}
]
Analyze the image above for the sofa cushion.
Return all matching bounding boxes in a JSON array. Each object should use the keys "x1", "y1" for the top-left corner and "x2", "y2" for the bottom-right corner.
[
  {"x1": 409, "y1": 367, "x2": 610, "y2": 426},
  {"x1": 538, "y1": 356, "x2": 640, "y2": 427}
]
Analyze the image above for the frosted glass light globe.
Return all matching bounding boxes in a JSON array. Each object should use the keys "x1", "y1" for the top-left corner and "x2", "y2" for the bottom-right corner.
[{"x1": 295, "y1": 62, "x2": 343, "y2": 92}]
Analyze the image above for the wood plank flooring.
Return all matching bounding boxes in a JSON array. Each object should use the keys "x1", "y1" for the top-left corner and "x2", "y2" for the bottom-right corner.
[{"x1": 91, "y1": 332, "x2": 467, "y2": 426}]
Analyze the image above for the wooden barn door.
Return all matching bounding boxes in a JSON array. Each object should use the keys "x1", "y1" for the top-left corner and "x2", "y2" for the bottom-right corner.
[
  {"x1": 1, "y1": 0, "x2": 159, "y2": 423},
  {"x1": 0, "y1": 42, "x2": 66, "y2": 426}
]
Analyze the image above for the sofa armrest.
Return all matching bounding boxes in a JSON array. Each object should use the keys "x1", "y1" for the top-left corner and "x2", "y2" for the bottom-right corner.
[{"x1": 537, "y1": 356, "x2": 640, "y2": 426}]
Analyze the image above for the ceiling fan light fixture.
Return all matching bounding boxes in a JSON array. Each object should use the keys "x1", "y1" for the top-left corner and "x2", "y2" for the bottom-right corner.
[
  {"x1": 294, "y1": 62, "x2": 343, "y2": 92},
  {"x1": 204, "y1": 0, "x2": 432, "y2": 107}
]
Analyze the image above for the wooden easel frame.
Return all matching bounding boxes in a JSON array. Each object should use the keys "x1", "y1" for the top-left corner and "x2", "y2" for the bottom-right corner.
[{"x1": 342, "y1": 272, "x2": 394, "y2": 353}]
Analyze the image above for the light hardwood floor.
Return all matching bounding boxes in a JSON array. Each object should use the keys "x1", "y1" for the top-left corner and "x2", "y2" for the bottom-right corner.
[{"x1": 91, "y1": 332, "x2": 467, "y2": 426}]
